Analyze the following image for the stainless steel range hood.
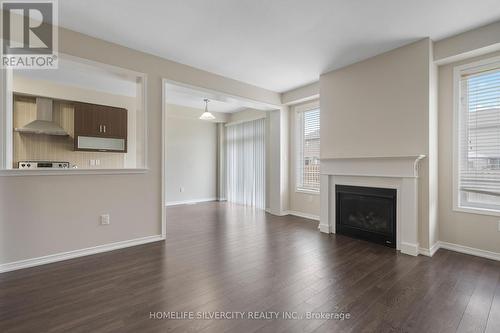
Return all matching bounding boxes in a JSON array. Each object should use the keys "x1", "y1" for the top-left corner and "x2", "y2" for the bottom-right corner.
[{"x1": 15, "y1": 97, "x2": 68, "y2": 136}]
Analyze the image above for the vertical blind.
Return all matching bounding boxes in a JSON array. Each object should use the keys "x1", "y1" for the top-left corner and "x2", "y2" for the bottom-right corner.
[
  {"x1": 226, "y1": 118, "x2": 266, "y2": 209},
  {"x1": 459, "y1": 63, "x2": 500, "y2": 208},
  {"x1": 296, "y1": 108, "x2": 320, "y2": 191}
]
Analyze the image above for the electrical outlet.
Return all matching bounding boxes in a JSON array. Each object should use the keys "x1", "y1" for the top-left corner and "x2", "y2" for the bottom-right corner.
[
  {"x1": 100, "y1": 214, "x2": 110, "y2": 225},
  {"x1": 498, "y1": 220, "x2": 500, "y2": 232},
  {"x1": 180, "y1": 187, "x2": 184, "y2": 193}
]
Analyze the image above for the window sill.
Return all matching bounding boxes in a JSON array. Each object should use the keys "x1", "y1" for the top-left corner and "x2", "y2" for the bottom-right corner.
[
  {"x1": 453, "y1": 205, "x2": 500, "y2": 217},
  {"x1": 296, "y1": 188, "x2": 320, "y2": 195},
  {"x1": 0, "y1": 168, "x2": 149, "y2": 177}
]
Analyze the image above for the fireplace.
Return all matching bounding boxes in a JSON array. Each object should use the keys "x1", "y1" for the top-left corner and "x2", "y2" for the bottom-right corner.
[
  {"x1": 320, "y1": 156, "x2": 424, "y2": 256},
  {"x1": 336, "y1": 185, "x2": 396, "y2": 248}
]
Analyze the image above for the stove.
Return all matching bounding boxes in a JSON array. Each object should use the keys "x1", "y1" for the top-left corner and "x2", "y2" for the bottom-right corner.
[{"x1": 18, "y1": 161, "x2": 70, "y2": 169}]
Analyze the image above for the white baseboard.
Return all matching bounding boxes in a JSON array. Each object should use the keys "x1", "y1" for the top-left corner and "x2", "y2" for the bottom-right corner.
[
  {"x1": 318, "y1": 223, "x2": 330, "y2": 233},
  {"x1": 438, "y1": 241, "x2": 500, "y2": 261},
  {"x1": 265, "y1": 208, "x2": 288, "y2": 216},
  {"x1": 166, "y1": 198, "x2": 217, "y2": 206},
  {"x1": 418, "y1": 241, "x2": 500, "y2": 261},
  {"x1": 419, "y1": 241, "x2": 440, "y2": 257},
  {"x1": 264, "y1": 209, "x2": 319, "y2": 221},
  {"x1": 0, "y1": 235, "x2": 164, "y2": 274},
  {"x1": 287, "y1": 210, "x2": 320, "y2": 221},
  {"x1": 400, "y1": 242, "x2": 420, "y2": 256}
]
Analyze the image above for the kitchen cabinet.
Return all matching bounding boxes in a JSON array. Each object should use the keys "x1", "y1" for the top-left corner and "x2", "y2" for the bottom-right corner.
[{"x1": 74, "y1": 102, "x2": 127, "y2": 152}]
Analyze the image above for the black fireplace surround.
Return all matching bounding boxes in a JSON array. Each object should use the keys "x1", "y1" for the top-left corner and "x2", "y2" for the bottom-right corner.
[{"x1": 336, "y1": 185, "x2": 396, "y2": 248}]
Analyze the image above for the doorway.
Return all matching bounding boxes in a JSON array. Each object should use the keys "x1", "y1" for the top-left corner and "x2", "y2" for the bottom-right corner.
[{"x1": 161, "y1": 80, "x2": 279, "y2": 232}]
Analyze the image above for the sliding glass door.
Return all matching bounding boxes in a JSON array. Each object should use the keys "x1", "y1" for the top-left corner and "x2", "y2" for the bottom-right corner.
[{"x1": 226, "y1": 118, "x2": 265, "y2": 209}]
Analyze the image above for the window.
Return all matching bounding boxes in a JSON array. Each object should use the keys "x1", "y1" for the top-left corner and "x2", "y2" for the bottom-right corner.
[
  {"x1": 456, "y1": 57, "x2": 500, "y2": 213},
  {"x1": 296, "y1": 107, "x2": 320, "y2": 192}
]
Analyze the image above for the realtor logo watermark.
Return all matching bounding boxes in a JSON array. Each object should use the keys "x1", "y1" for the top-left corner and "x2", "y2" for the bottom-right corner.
[{"x1": 1, "y1": 0, "x2": 58, "y2": 68}]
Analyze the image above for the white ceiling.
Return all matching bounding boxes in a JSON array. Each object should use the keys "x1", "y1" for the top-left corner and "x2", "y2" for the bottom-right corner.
[
  {"x1": 165, "y1": 82, "x2": 277, "y2": 113},
  {"x1": 59, "y1": 0, "x2": 500, "y2": 92}
]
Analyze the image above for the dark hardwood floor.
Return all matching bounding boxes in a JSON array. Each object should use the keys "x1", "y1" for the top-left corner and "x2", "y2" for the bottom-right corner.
[{"x1": 1, "y1": 202, "x2": 499, "y2": 332}]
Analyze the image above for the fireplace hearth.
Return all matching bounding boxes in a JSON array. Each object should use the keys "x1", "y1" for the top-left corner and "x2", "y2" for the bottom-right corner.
[{"x1": 336, "y1": 185, "x2": 396, "y2": 248}]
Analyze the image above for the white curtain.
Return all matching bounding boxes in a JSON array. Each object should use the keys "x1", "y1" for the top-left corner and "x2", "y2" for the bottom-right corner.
[{"x1": 226, "y1": 118, "x2": 266, "y2": 209}]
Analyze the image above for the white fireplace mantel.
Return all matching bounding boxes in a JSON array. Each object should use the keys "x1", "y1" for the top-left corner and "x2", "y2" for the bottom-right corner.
[{"x1": 319, "y1": 155, "x2": 426, "y2": 256}]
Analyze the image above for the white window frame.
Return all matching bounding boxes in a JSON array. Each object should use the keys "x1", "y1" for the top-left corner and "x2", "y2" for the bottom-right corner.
[
  {"x1": 453, "y1": 55, "x2": 500, "y2": 217},
  {"x1": 0, "y1": 53, "x2": 149, "y2": 176},
  {"x1": 294, "y1": 101, "x2": 320, "y2": 194}
]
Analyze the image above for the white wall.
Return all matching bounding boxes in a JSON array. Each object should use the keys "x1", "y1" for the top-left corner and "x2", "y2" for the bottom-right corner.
[
  {"x1": 216, "y1": 123, "x2": 226, "y2": 200},
  {"x1": 227, "y1": 108, "x2": 267, "y2": 125},
  {"x1": 428, "y1": 47, "x2": 439, "y2": 249},
  {"x1": 281, "y1": 82, "x2": 319, "y2": 105},
  {"x1": 438, "y1": 50, "x2": 500, "y2": 254},
  {"x1": 320, "y1": 39, "x2": 431, "y2": 158},
  {"x1": 0, "y1": 26, "x2": 281, "y2": 266},
  {"x1": 166, "y1": 104, "x2": 218, "y2": 204},
  {"x1": 266, "y1": 110, "x2": 283, "y2": 214},
  {"x1": 288, "y1": 100, "x2": 320, "y2": 217}
]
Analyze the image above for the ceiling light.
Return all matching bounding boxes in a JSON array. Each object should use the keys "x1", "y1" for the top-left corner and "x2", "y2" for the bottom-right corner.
[{"x1": 199, "y1": 99, "x2": 215, "y2": 120}]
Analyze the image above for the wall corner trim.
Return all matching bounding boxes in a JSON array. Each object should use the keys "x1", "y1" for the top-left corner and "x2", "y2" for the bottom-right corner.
[
  {"x1": 0, "y1": 235, "x2": 164, "y2": 274},
  {"x1": 318, "y1": 223, "x2": 330, "y2": 234},
  {"x1": 419, "y1": 241, "x2": 440, "y2": 257}
]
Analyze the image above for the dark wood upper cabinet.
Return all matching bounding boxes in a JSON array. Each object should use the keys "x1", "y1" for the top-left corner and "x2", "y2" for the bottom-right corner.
[
  {"x1": 74, "y1": 102, "x2": 128, "y2": 152},
  {"x1": 100, "y1": 106, "x2": 127, "y2": 138},
  {"x1": 74, "y1": 103, "x2": 99, "y2": 137}
]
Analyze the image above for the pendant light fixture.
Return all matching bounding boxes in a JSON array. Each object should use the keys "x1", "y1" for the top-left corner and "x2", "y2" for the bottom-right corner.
[{"x1": 199, "y1": 98, "x2": 215, "y2": 120}]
